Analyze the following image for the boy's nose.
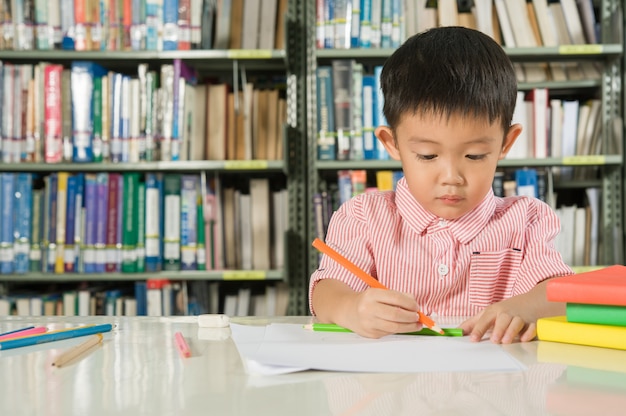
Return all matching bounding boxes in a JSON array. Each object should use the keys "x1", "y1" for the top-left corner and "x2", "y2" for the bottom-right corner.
[{"x1": 441, "y1": 164, "x2": 464, "y2": 185}]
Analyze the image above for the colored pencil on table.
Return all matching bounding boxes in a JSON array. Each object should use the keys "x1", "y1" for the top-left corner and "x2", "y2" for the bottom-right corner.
[
  {"x1": 0, "y1": 326, "x2": 47, "y2": 341},
  {"x1": 0, "y1": 326, "x2": 34, "y2": 336},
  {"x1": 0, "y1": 324, "x2": 113, "y2": 351},
  {"x1": 52, "y1": 334, "x2": 103, "y2": 367},
  {"x1": 312, "y1": 238, "x2": 445, "y2": 335},
  {"x1": 303, "y1": 323, "x2": 463, "y2": 336},
  {"x1": 174, "y1": 331, "x2": 191, "y2": 358}
]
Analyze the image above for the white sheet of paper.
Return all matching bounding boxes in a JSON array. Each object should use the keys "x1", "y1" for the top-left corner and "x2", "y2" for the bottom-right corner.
[{"x1": 230, "y1": 323, "x2": 526, "y2": 375}]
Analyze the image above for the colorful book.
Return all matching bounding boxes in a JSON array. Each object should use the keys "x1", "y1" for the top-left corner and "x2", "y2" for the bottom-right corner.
[
  {"x1": 180, "y1": 174, "x2": 198, "y2": 271},
  {"x1": 163, "y1": 174, "x2": 181, "y2": 270},
  {"x1": 13, "y1": 173, "x2": 32, "y2": 274},
  {"x1": 316, "y1": 65, "x2": 336, "y2": 160},
  {"x1": 537, "y1": 315, "x2": 626, "y2": 351},
  {"x1": 546, "y1": 265, "x2": 626, "y2": 306},
  {"x1": 0, "y1": 173, "x2": 15, "y2": 273},
  {"x1": 71, "y1": 61, "x2": 107, "y2": 162},
  {"x1": 566, "y1": 303, "x2": 626, "y2": 327},
  {"x1": 121, "y1": 172, "x2": 140, "y2": 273},
  {"x1": 136, "y1": 181, "x2": 146, "y2": 273},
  {"x1": 144, "y1": 172, "x2": 162, "y2": 272},
  {"x1": 56, "y1": 172, "x2": 71, "y2": 274}
]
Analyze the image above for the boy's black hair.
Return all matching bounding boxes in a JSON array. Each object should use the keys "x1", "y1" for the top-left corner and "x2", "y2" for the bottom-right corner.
[{"x1": 380, "y1": 26, "x2": 517, "y2": 134}]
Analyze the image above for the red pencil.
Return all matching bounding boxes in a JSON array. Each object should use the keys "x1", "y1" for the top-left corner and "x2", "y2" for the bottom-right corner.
[
  {"x1": 174, "y1": 332, "x2": 191, "y2": 358},
  {"x1": 312, "y1": 238, "x2": 444, "y2": 335}
]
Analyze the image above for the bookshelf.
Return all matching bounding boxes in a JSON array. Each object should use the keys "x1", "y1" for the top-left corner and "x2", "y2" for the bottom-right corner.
[
  {"x1": 307, "y1": 0, "x2": 624, "y2": 290},
  {"x1": 0, "y1": 0, "x2": 311, "y2": 316}
]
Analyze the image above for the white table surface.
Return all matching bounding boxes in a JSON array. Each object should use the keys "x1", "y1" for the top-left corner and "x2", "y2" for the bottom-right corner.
[{"x1": 1, "y1": 315, "x2": 625, "y2": 416}]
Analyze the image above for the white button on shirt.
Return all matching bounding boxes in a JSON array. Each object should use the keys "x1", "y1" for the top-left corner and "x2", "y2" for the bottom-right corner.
[{"x1": 438, "y1": 264, "x2": 449, "y2": 276}]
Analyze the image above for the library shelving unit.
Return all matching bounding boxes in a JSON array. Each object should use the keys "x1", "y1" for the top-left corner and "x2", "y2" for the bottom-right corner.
[
  {"x1": 0, "y1": 1, "x2": 311, "y2": 316},
  {"x1": 306, "y1": 0, "x2": 625, "y2": 293}
]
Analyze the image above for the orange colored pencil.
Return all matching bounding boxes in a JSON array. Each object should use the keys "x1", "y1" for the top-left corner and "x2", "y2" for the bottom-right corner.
[{"x1": 312, "y1": 238, "x2": 444, "y2": 335}]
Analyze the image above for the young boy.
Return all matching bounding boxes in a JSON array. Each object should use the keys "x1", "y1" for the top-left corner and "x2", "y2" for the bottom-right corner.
[{"x1": 309, "y1": 27, "x2": 573, "y2": 344}]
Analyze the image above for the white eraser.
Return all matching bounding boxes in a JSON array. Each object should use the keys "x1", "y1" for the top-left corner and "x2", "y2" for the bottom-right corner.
[
  {"x1": 197, "y1": 327, "x2": 231, "y2": 341},
  {"x1": 198, "y1": 314, "x2": 230, "y2": 328}
]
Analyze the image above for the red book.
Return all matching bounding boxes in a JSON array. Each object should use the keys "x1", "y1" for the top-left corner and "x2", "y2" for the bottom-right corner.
[
  {"x1": 44, "y1": 65, "x2": 63, "y2": 163},
  {"x1": 546, "y1": 265, "x2": 626, "y2": 306}
]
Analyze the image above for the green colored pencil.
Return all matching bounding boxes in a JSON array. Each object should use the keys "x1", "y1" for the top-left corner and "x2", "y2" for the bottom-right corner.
[{"x1": 303, "y1": 323, "x2": 464, "y2": 337}]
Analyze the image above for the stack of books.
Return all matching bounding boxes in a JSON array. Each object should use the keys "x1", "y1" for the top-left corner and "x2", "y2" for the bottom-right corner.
[{"x1": 537, "y1": 265, "x2": 626, "y2": 350}]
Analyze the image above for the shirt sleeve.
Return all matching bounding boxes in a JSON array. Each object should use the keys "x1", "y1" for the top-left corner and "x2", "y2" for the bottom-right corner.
[
  {"x1": 513, "y1": 199, "x2": 574, "y2": 296},
  {"x1": 308, "y1": 195, "x2": 378, "y2": 315}
]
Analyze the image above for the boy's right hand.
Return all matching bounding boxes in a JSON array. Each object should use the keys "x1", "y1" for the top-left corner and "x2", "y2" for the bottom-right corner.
[
  {"x1": 345, "y1": 288, "x2": 425, "y2": 338},
  {"x1": 311, "y1": 279, "x2": 423, "y2": 339}
]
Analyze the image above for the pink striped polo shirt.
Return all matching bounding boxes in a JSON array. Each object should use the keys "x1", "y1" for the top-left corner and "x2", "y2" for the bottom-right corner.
[{"x1": 309, "y1": 177, "x2": 574, "y2": 316}]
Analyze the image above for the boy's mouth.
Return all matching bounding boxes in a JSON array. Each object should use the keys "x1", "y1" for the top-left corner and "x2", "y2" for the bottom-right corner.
[{"x1": 438, "y1": 195, "x2": 463, "y2": 204}]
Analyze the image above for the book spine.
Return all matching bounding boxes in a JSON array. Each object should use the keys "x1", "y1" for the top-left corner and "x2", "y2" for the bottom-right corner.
[
  {"x1": 73, "y1": 173, "x2": 84, "y2": 272},
  {"x1": 331, "y1": 59, "x2": 353, "y2": 161},
  {"x1": 13, "y1": 173, "x2": 31, "y2": 274},
  {"x1": 43, "y1": 173, "x2": 58, "y2": 273},
  {"x1": 34, "y1": 0, "x2": 52, "y2": 50},
  {"x1": 196, "y1": 190, "x2": 206, "y2": 270},
  {"x1": 43, "y1": 64, "x2": 63, "y2": 163},
  {"x1": 94, "y1": 172, "x2": 109, "y2": 273},
  {"x1": 131, "y1": 0, "x2": 146, "y2": 50},
  {"x1": 136, "y1": 180, "x2": 146, "y2": 272},
  {"x1": 144, "y1": 172, "x2": 162, "y2": 272},
  {"x1": 29, "y1": 187, "x2": 43, "y2": 272},
  {"x1": 105, "y1": 172, "x2": 119, "y2": 272},
  {"x1": 180, "y1": 174, "x2": 197, "y2": 270},
  {"x1": 162, "y1": 0, "x2": 178, "y2": 50},
  {"x1": 374, "y1": 65, "x2": 388, "y2": 160},
  {"x1": 316, "y1": 66, "x2": 336, "y2": 160},
  {"x1": 567, "y1": 303, "x2": 626, "y2": 327},
  {"x1": 54, "y1": 171, "x2": 68, "y2": 273},
  {"x1": 121, "y1": 172, "x2": 139, "y2": 272},
  {"x1": 145, "y1": 0, "x2": 162, "y2": 51},
  {"x1": 177, "y1": 0, "x2": 190, "y2": 50},
  {"x1": 92, "y1": 75, "x2": 103, "y2": 162},
  {"x1": 71, "y1": 62, "x2": 105, "y2": 162},
  {"x1": 2, "y1": 63, "x2": 16, "y2": 163},
  {"x1": 109, "y1": 72, "x2": 123, "y2": 162},
  {"x1": 0, "y1": 173, "x2": 15, "y2": 273},
  {"x1": 63, "y1": 174, "x2": 77, "y2": 272},
  {"x1": 60, "y1": 0, "x2": 75, "y2": 49},
  {"x1": 537, "y1": 316, "x2": 626, "y2": 350},
  {"x1": 362, "y1": 74, "x2": 376, "y2": 159},
  {"x1": 82, "y1": 173, "x2": 98, "y2": 273},
  {"x1": 163, "y1": 173, "x2": 181, "y2": 270}
]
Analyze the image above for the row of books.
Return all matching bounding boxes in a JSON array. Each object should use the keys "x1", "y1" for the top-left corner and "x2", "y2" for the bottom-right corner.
[
  {"x1": 316, "y1": 0, "x2": 599, "y2": 50},
  {"x1": 537, "y1": 265, "x2": 626, "y2": 351},
  {"x1": 510, "y1": 90, "x2": 612, "y2": 171},
  {"x1": 0, "y1": 171, "x2": 288, "y2": 275},
  {"x1": 316, "y1": 61, "x2": 608, "y2": 163},
  {"x1": 316, "y1": 61, "x2": 389, "y2": 161},
  {"x1": 0, "y1": 60, "x2": 286, "y2": 164},
  {"x1": 0, "y1": 279, "x2": 290, "y2": 316},
  {"x1": 0, "y1": 0, "x2": 287, "y2": 52}
]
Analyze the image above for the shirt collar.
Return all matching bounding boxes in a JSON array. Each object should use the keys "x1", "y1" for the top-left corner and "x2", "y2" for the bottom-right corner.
[{"x1": 395, "y1": 177, "x2": 497, "y2": 245}]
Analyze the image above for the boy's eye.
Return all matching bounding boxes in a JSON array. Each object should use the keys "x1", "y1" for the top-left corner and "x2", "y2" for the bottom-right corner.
[
  {"x1": 466, "y1": 154, "x2": 487, "y2": 160},
  {"x1": 416, "y1": 154, "x2": 436, "y2": 160}
]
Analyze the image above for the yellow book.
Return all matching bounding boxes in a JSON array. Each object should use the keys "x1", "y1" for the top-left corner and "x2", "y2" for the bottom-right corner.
[
  {"x1": 55, "y1": 172, "x2": 69, "y2": 274},
  {"x1": 537, "y1": 316, "x2": 626, "y2": 351},
  {"x1": 375, "y1": 170, "x2": 393, "y2": 191}
]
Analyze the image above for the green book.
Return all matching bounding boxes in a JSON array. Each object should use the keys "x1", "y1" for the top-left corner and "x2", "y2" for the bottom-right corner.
[
  {"x1": 121, "y1": 173, "x2": 140, "y2": 273},
  {"x1": 196, "y1": 194, "x2": 206, "y2": 271},
  {"x1": 136, "y1": 181, "x2": 146, "y2": 273},
  {"x1": 566, "y1": 303, "x2": 626, "y2": 327},
  {"x1": 92, "y1": 76, "x2": 103, "y2": 162}
]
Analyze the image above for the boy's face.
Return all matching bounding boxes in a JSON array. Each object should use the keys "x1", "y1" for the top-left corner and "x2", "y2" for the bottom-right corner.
[{"x1": 376, "y1": 112, "x2": 521, "y2": 220}]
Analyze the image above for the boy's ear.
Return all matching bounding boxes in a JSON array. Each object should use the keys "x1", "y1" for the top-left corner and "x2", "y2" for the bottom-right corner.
[
  {"x1": 376, "y1": 126, "x2": 401, "y2": 160},
  {"x1": 499, "y1": 123, "x2": 523, "y2": 159}
]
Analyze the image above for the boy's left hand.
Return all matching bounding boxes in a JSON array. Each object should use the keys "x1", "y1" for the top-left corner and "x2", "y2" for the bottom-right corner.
[
  {"x1": 457, "y1": 280, "x2": 564, "y2": 344},
  {"x1": 458, "y1": 299, "x2": 537, "y2": 344}
]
